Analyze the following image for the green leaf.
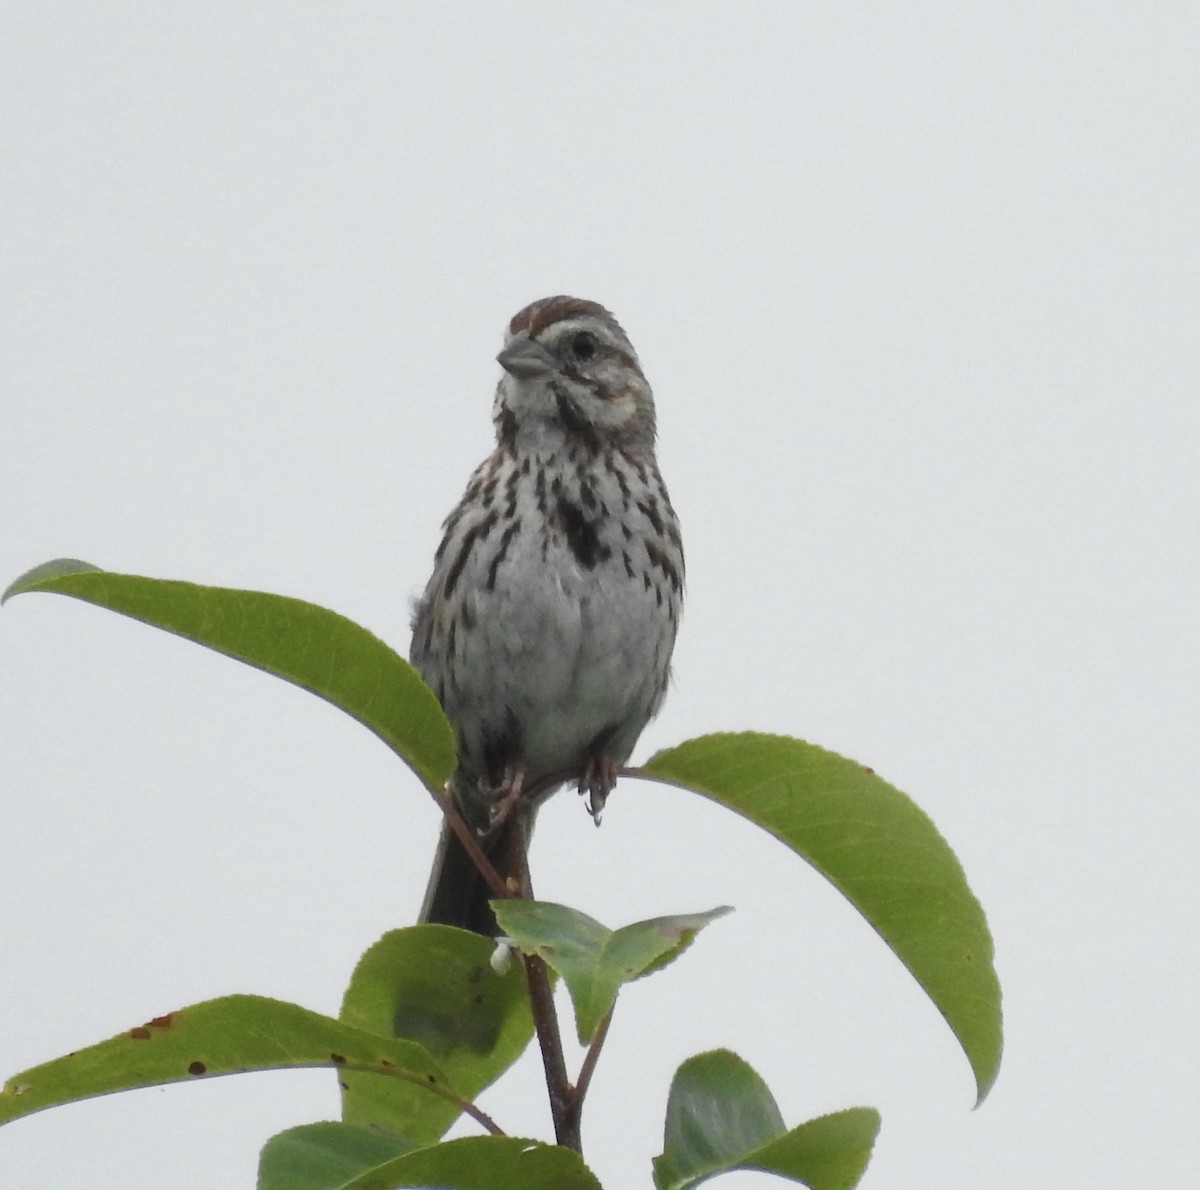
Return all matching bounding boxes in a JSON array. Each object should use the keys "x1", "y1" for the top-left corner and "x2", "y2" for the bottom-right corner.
[
  {"x1": 642, "y1": 733, "x2": 1002, "y2": 1102},
  {"x1": 261, "y1": 1132, "x2": 600, "y2": 1190},
  {"x1": 492, "y1": 901, "x2": 731, "y2": 1044},
  {"x1": 339, "y1": 926, "x2": 536, "y2": 1142},
  {"x1": 258, "y1": 1123, "x2": 417, "y2": 1190},
  {"x1": 260, "y1": 1130, "x2": 603, "y2": 1190},
  {"x1": 652, "y1": 1050, "x2": 879, "y2": 1190},
  {"x1": 2, "y1": 559, "x2": 455, "y2": 792},
  {"x1": 0, "y1": 995, "x2": 448, "y2": 1127}
]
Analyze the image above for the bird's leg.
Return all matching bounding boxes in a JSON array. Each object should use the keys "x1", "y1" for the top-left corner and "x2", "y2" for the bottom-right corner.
[
  {"x1": 579, "y1": 756, "x2": 618, "y2": 825},
  {"x1": 487, "y1": 762, "x2": 527, "y2": 830}
]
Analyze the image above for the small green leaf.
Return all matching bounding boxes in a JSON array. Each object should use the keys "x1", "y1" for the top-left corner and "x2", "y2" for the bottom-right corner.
[
  {"x1": 258, "y1": 1123, "x2": 417, "y2": 1190},
  {"x1": 652, "y1": 1050, "x2": 879, "y2": 1190},
  {"x1": 642, "y1": 733, "x2": 1002, "y2": 1102},
  {"x1": 0, "y1": 994, "x2": 447, "y2": 1127},
  {"x1": 339, "y1": 926, "x2": 536, "y2": 1142},
  {"x1": 303, "y1": 1135, "x2": 603, "y2": 1190},
  {"x1": 3, "y1": 559, "x2": 455, "y2": 792},
  {"x1": 492, "y1": 901, "x2": 731, "y2": 1043}
]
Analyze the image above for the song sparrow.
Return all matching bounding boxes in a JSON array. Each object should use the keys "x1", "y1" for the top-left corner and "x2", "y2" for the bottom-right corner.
[{"x1": 411, "y1": 296, "x2": 684, "y2": 934}]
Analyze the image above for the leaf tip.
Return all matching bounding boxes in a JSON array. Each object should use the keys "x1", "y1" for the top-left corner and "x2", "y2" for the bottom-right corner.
[
  {"x1": 972, "y1": 1051, "x2": 1003, "y2": 1108},
  {"x1": 2, "y1": 558, "x2": 102, "y2": 605}
]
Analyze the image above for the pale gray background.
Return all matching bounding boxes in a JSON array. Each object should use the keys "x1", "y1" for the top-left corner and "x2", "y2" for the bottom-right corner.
[{"x1": 2, "y1": 4, "x2": 1197, "y2": 1187}]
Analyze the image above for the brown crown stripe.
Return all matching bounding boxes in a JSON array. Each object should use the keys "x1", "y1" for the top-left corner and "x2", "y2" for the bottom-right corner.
[{"x1": 509, "y1": 296, "x2": 615, "y2": 338}]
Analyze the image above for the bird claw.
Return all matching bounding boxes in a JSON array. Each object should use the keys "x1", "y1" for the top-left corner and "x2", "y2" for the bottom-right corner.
[
  {"x1": 579, "y1": 757, "x2": 617, "y2": 825},
  {"x1": 485, "y1": 764, "x2": 526, "y2": 830}
]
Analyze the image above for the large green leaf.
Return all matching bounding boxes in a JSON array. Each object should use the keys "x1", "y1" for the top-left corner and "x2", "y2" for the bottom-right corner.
[
  {"x1": 0, "y1": 995, "x2": 448, "y2": 1128},
  {"x1": 642, "y1": 733, "x2": 1002, "y2": 1102},
  {"x1": 339, "y1": 926, "x2": 536, "y2": 1142},
  {"x1": 258, "y1": 1122, "x2": 417, "y2": 1190},
  {"x1": 2, "y1": 559, "x2": 455, "y2": 792},
  {"x1": 652, "y1": 1050, "x2": 879, "y2": 1190},
  {"x1": 493, "y1": 901, "x2": 731, "y2": 1043},
  {"x1": 260, "y1": 1134, "x2": 602, "y2": 1190}
]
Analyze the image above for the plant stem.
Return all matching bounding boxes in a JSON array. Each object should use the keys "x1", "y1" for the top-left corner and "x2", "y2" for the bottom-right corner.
[
  {"x1": 525, "y1": 952, "x2": 579, "y2": 1149},
  {"x1": 437, "y1": 791, "x2": 510, "y2": 899},
  {"x1": 506, "y1": 810, "x2": 581, "y2": 1151},
  {"x1": 569, "y1": 1003, "x2": 614, "y2": 1125}
]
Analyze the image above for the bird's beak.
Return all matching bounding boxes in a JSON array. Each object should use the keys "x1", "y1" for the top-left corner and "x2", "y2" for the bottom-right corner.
[{"x1": 497, "y1": 333, "x2": 554, "y2": 379}]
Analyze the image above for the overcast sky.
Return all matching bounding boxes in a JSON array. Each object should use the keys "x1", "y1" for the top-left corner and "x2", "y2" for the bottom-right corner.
[{"x1": 2, "y1": 5, "x2": 1197, "y2": 1187}]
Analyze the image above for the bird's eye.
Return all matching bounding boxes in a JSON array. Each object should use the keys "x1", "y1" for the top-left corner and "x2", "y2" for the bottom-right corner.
[{"x1": 569, "y1": 331, "x2": 598, "y2": 361}]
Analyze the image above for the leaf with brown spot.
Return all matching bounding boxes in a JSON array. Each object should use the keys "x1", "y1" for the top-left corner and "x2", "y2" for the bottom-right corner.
[{"x1": 0, "y1": 995, "x2": 445, "y2": 1127}]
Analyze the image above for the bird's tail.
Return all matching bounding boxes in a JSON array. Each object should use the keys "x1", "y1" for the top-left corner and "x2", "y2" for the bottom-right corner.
[{"x1": 419, "y1": 817, "x2": 510, "y2": 936}]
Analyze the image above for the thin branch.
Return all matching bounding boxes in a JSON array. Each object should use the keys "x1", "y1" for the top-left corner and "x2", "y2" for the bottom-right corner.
[
  {"x1": 434, "y1": 789, "x2": 511, "y2": 899},
  {"x1": 525, "y1": 951, "x2": 577, "y2": 1150},
  {"x1": 503, "y1": 809, "x2": 580, "y2": 1151},
  {"x1": 568, "y1": 1002, "x2": 614, "y2": 1130}
]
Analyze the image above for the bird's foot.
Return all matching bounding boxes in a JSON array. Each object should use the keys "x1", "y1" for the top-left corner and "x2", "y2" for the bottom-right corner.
[
  {"x1": 579, "y1": 757, "x2": 618, "y2": 825},
  {"x1": 486, "y1": 763, "x2": 527, "y2": 830}
]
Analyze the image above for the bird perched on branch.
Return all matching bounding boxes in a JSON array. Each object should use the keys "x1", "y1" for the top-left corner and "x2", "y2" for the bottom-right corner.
[{"x1": 411, "y1": 295, "x2": 684, "y2": 934}]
